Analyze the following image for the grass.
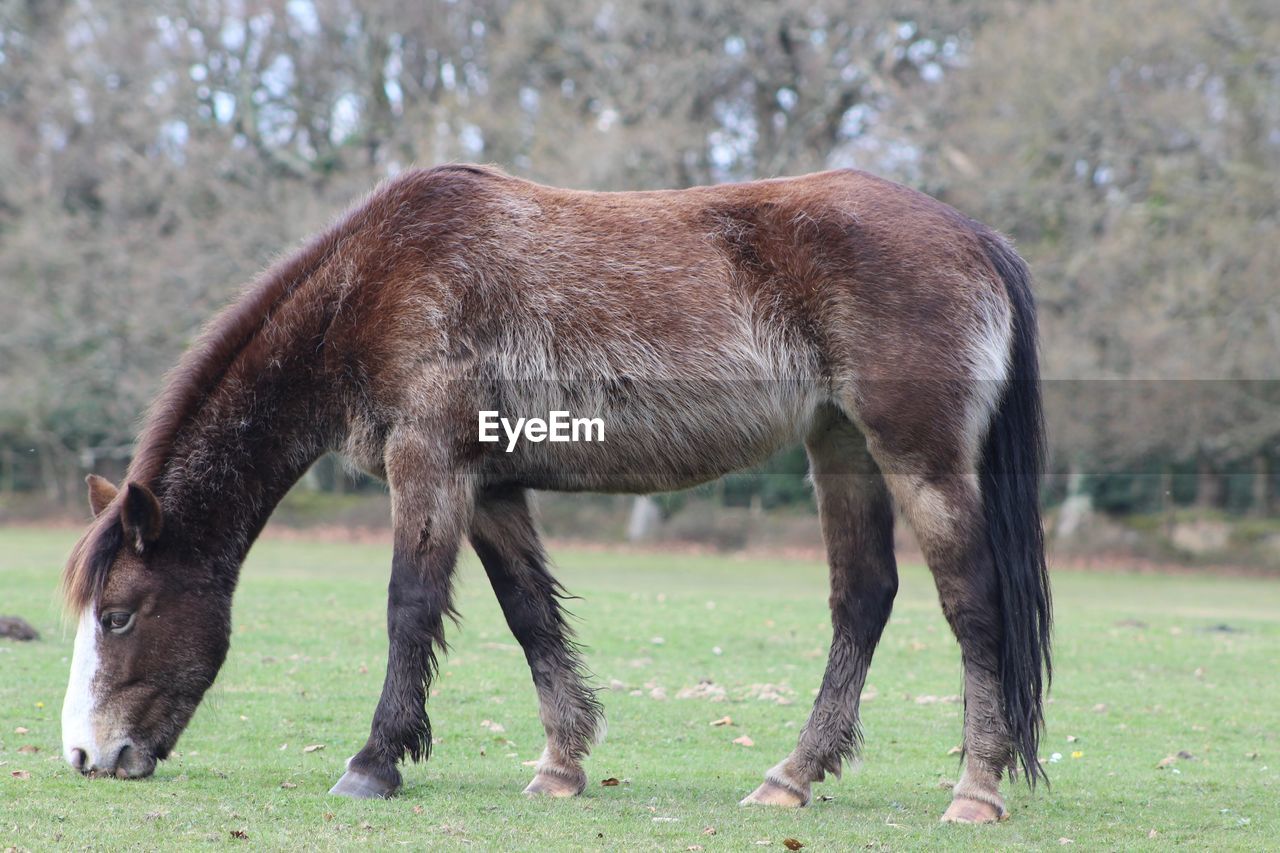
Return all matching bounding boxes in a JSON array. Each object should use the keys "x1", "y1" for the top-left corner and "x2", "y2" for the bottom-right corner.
[{"x1": 2, "y1": 526, "x2": 1278, "y2": 850}]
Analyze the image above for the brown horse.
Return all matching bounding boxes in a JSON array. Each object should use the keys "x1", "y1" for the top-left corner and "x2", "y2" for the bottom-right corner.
[{"x1": 61, "y1": 164, "x2": 1050, "y2": 823}]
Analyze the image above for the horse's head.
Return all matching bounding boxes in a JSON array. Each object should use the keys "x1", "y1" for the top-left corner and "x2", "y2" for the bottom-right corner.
[{"x1": 60, "y1": 475, "x2": 231, "y2": 779}]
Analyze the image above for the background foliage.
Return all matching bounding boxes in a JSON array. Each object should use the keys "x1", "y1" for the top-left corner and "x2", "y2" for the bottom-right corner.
[{"x1": 1, "y1": 0, "x2": 1277, "y2": 522}]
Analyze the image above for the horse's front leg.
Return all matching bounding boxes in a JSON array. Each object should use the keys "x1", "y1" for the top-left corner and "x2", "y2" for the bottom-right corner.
[{"x1": 330, "y1": 441, "x2": 470, "y2": 799}]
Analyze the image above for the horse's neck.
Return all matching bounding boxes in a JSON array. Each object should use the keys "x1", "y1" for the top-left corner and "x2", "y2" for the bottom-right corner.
[{"x1": 154, "y1": 344, "x2": 338, "y2": 567}]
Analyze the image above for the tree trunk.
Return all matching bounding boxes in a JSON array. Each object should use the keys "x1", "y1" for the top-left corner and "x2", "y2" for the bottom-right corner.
[
  {"x1": 1055, "y1": 458, "x2": 1093, "y2": 542},
  {"x1": 627, "y1": 496, "x2": 661, "y2": 542},
  {"x1": 1195, "y1": 453, "x2": 1223, "y2": 510},
  {"x1": 1253, "y1": 453, "x2": 1274, "y2": 517}
]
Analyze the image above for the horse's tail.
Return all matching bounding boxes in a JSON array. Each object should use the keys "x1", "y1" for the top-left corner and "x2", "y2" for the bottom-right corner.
[{"x1": 978, "y1": 231, "x2": 1052, "y2": 787}]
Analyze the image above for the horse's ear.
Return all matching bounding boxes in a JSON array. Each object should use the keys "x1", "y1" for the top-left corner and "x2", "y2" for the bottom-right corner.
[
  {"x1": 121, "y1": 482, "x2": 163, "y2": 550},
  {"x1": 86, "y1": 474, "x2": 119, "y2": 517}
]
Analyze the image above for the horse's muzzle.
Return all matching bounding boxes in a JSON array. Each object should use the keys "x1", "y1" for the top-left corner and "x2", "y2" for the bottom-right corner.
[{"x1": 70, "y1": 741, "x2": 157, "y2": 779}]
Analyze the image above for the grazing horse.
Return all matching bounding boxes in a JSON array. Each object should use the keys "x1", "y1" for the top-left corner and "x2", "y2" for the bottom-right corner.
[{"x1": 61, "y1": 164, "x2": 1050, "y2": 823}]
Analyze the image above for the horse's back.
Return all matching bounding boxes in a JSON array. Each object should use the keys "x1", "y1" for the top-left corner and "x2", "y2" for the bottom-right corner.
[{"x1": 342, "y1": 166, "x2": 1017, "y2": 487}]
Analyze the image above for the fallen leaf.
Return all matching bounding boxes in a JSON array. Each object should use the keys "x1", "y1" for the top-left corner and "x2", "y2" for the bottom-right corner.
[
  {"x1": 1058, "y1": 838, "x2": 1073, "y2": 845},
  {"x1": 280, "y1": 781, "x2": 297, "y2": 789},
  {"x1": 303, "y1": 743, "x2": 325, "y2": 753},
  {"x1": 14, "y1": 727, "x2": 29, "y2": 734},
  {"x1": 818, "y1": 794, "x2": 835, "y2": 801},
  {"x1": 1148, "y1": 829, "x2": 1159, "y2": 839},
  {"x1": 688, "y1": 846, "x2": 704, "y2": 851},
  {"x1": 11, "y1": 770, "x2": 30, "y2": 779},
  {"x1": 359, "y1": 821, "x2": 372, "y2": 830},
  {"x1": 702, "y1": 826, "x2": 717, "y2": 836},
  {"x1": 413, "y1": 805, "x2": 424, "y2": 815},
  {"x1": 947, "y1": 745, "x2": 963, "y2": 756},
  {"x1": 733, "y1": 735, "x2": 755, "y2": 747},
  {"x1": 649, "y1": 687, "x2": 668, "y2": 701},
  {"x1": 230, "y1": 829, "x2": 248, "y2": 840},
  {"x1": 522, "y1": 759, "x2": 539, "y2": 767},
  {"x1": 601, "y1": 777, "x2": 620, "y2": 786},
  {"x1": 783, "y1": 839, "x2": 805, "y2": 850},
  {"x1": 1177, "y1": 750, "x2": 1196, "y2": 760},
  {"x1": 1157, "y1": 755, "x2": 1177, "y2": 768},
  {"x1": 323, "y1": 812, "x2": 334, "y2": 822},
  {"x1": 1071, "y1": 751, "x2": 1084, "y2": 759},
  {"x1": 710, "y1": 716, "x2": 733, "y2": 727},
  {"x1": 1066, "y1": 735, "x2": 1079, "y2": 743},
  {"x1": 1093, "y1": 703, "x2": 1108, "y2": 713},
  {"x1": 480, "y1": 719, "x2": 506, "y2": 733},
  {"x1": 17, "y1": 745, "x2": 39, "y2": 754}
]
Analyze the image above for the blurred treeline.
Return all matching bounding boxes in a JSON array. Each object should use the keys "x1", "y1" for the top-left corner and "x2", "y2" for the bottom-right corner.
[{"x1": 1, "y1": 0, "x2": 1278, "y2": 526}]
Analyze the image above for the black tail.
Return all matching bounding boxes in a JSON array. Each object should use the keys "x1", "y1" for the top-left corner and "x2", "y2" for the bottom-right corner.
[{"x1": 978, "y1": 231, "x2": 1052, "y2": 788}]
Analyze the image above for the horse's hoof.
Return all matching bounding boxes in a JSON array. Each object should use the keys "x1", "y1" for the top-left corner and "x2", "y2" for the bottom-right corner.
[
  {"x1": 740, "y1": 779, "x2": 809, "y2": 807},
  {"x1": 523, "y1": 770, "x2": 586, "y2": 797},
  {"x1": 329, "y1": 768, "x2": 400, "y2": 799},
  {"x1": 941, "y1": 796, "x2": 1006, "y2": 823}
]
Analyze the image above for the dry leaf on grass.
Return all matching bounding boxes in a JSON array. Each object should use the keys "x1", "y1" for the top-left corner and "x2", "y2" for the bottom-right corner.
[
  {"x1": 11, "y1": 770, "x2": 30, "y2": 779},
  {"x1": 413, "y1": 805, "x2": 424, "y2": 815},
  {"x1": 1058, "y1": 838, "x2": 1073, "y2": 845},
  {"x1": 601, "y1": 777, "x2": 620, "y2": 787},
  {"x1": 280, "y1": 781, "x2": 297, "y2": 789},
  {"x1": 230, "y1": 830, "x2": 249, "y2": 840},
  {"x1": 702, "y1": 826, "x2": 717, "y2": 836},
  {"x1": 17, "y1": 745, "x2": 38, "y2": 754},
  {"x1": 14, "y1": 727, "x2": 29, "y2": 734},
  {"x1": 1148, "y1": 829, "x2": 1159, "y2": 839},
  {"x1": 947, "y1": 745, "x2": 963, "y2": 756},
  {"x1": 688, "y1": 846, "x2": 704, "y2": 851},
  {"x1": 709, "y1": 716, "x2": 733, "y2": 727},
  {"x1": 733, "y1": 735, "x2": 755, "y2": 747},
  {"x1": 303, "y1": 744, "x2": 325, "y2": 753},
  {"x1": 783, "y1": 839, "x2": 805, "y2": 850},
  {"x1": 480, "y1": 720, "x2": 506, "y2": 733}
]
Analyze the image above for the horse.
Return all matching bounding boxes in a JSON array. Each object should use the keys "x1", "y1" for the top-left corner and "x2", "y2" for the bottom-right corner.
[{"x1": 60, "y1": 163, "x2": 1050, "y2": 824}]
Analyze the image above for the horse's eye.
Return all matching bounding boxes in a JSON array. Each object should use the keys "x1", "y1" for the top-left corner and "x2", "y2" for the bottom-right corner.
[{"x1": 101, "y1": 611, "x2": 135, "y2": 634}]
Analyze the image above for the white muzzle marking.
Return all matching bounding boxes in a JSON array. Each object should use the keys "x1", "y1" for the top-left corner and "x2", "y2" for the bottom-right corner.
[{"x1": 62, "y1": 608, "x2": 101, "y2": 768}]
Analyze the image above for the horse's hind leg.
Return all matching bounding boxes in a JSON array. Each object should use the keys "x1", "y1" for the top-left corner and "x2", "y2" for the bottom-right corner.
[
  {"x1": 743, "y1": 408, "x2": 898, "y2": 807},
  {"x1": 884, "y1": 462, "x2": 1012, "y2": 821},
  {"x1": 856, "y1": 402, "x2": 1017, "y2": 823},
  {"x1": 470, "y1": 486, "x2": 603, "y2": 797}
]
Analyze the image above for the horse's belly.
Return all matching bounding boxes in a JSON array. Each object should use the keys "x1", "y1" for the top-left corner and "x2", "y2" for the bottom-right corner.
[{"x1": 476, "y1": 381, "x2": 824, "y2": 493}]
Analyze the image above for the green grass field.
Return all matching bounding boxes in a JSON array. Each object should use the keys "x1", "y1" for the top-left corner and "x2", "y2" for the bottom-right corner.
[{"x1": 2, "y1": 527, "x2": 1278, "y2": 850}]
